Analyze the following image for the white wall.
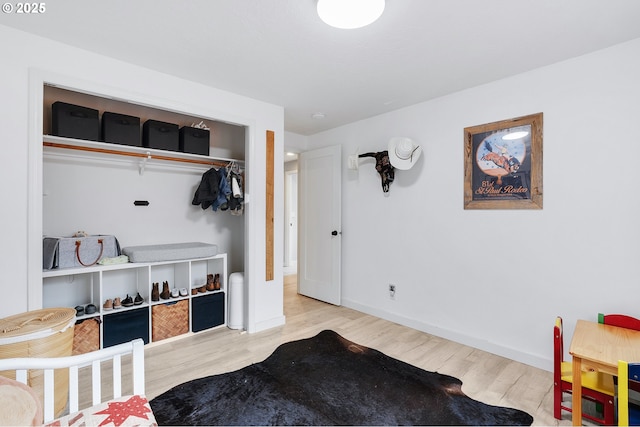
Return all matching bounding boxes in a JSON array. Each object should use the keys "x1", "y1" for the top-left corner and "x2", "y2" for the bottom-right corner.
[
  {"x1": 284, "y1": 131, "x2": 308, "y2": 154},
  {"x1": 306, "y1": 38, "x2": 640, "y2": 371},
  {"x1": 42, "y1": 157, "x2": 245, "y2": 271},
  {"x1": 0, "y1": 24, "x2": 285, "y2": 333}
]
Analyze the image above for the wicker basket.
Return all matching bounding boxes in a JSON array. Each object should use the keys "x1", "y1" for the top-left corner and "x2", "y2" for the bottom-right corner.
[
  {"x1": 0, "y1": 307, "x2": 76, "y2": 417},
  {"x1": 72, "y1": 317, "x2": 101, "y2": 355},
  {"x1": 152, "y1": 300, "x2": 189, "y2": 341}
]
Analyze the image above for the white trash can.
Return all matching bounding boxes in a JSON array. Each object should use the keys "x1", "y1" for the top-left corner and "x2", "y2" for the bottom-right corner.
[{"x1": 228, "y1": 272, "x2": 244, "y2": 330}]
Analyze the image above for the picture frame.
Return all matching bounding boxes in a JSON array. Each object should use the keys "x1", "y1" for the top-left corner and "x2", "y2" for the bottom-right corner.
[{"x1": 464, "y1": 112, "x2": 543, "y2": 210}]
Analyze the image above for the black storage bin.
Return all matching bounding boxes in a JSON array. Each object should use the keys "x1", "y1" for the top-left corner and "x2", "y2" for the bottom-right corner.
[
  {"x1": 179, "y1": 126, "x2": 210, "y2": 156},
  {"x1": 102, "y1": 112, "x2": 141, "y2": 146},
  {"x1": 191, "y1": 292, "x2": 225, "y2": 332},
  {"x1": 51, "y1": 101, "x2": 99, "y2": 141},
  {"x1": 143, "y1": 120, "x2": 179, "y2": 151},
  {"x1": 102, "y1": 307, "x2": 149, "y2": 347}
]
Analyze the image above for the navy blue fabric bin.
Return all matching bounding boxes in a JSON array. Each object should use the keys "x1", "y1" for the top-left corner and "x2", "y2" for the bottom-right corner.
[
  {"x1": 191, "y1": 292, "x2": 225, "y2": 332},
  {"x1": 102, "y1": 307, "x2": 149, "y2": 347}
]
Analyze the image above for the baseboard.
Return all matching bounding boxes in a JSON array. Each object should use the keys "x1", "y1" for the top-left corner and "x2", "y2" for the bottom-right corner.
[
  {"x1": 251, "y1": 315, "x2": 286, "y2": 333},
  {"x1": 342, "y1": 298, "x2": 550, "y2": 372}
]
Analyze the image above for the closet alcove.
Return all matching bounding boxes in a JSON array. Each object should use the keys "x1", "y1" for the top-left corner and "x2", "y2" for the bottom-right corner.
[{"x1": 41, "y1": 84, "x2": 247, "y2": 347}]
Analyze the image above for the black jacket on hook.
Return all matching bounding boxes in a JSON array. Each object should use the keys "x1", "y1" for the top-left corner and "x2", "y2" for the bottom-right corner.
[{"x1": 192, "y1": 167, "x2": 220, "y2": 209}]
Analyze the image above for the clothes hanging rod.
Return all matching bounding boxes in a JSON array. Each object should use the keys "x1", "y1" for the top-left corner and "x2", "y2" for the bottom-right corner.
[{"x1": 43, "y1": 141, "x2": 239, "y2": 168}]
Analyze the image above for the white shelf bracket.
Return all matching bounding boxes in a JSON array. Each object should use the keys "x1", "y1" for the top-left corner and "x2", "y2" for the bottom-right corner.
[{"x1": 138, "y1": 152, "x2": 151, "y2": 175}]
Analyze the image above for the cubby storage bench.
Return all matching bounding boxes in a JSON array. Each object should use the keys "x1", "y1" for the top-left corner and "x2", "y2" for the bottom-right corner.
[{"x1": 42, "y1": 253, "x2": 227, "y2": 351}]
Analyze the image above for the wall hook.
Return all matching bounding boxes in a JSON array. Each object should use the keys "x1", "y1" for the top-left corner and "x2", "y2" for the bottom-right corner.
[{"x1": 348, "y1": 146, "x2": 360, "y2": 170}]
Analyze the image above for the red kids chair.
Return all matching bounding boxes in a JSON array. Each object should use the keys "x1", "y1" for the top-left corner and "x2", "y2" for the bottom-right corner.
[
  {"x1": 554, "y1": 316, "x2": 615, "y2": 424},
  {"x1": 598, "y1": 313, "x2": 640, "y2": 331}
]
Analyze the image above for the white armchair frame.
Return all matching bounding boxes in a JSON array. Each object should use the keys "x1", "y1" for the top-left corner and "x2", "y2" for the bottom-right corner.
[{"x1": 0, "y1": 338, "x2": 145, "y2": 423}]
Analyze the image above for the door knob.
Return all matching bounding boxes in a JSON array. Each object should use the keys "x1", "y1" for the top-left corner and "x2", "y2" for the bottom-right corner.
[{"x1": 331, "y1": 230, "x2": 339, "y2": 236}]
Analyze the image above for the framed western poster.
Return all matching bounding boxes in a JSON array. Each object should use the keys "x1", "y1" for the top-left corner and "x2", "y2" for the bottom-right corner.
[{"x1": 463, "y1": 112, "x2": 543, "y2": 210}]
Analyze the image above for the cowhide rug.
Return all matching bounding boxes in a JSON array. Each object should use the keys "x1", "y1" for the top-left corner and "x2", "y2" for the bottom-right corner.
[{"x1": 150, "y1": 330, "x2": 533, "y2": 426}]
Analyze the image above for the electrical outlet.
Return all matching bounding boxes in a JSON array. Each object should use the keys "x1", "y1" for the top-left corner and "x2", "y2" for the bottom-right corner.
[{"x1": 388, "y1": 284, "x2": 396, "y2": 299}]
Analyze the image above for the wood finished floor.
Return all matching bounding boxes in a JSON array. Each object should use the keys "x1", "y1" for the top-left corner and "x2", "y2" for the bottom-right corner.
[{"x1": 92, "y1": 275, "x2": 573, "y2": 425}]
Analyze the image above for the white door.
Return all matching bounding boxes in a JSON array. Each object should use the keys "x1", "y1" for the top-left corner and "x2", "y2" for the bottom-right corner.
[{"x1": 298, "y1": 145, "x2": 341, "y2": 305}]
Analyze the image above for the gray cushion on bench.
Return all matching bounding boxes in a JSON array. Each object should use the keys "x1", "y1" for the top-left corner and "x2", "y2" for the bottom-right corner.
[{"x1": 122, "y1": 242, "x2": 218, "y2": 263}]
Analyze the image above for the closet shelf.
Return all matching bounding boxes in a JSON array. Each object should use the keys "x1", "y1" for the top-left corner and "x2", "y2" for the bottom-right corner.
[{"x1": 43, "y1": 135, "x2": 243, "y2": 173}]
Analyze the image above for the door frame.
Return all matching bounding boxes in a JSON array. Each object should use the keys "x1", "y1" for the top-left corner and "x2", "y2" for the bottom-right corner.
[
  {"x1": 284, "y1": 167, "x2": 298, "y2": 269},
  {"x1": 26, "y1": 69, "x2": 262, "y2": 331}
]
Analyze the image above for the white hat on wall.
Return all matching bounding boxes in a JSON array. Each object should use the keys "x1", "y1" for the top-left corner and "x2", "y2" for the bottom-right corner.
[{"x1": 388, "y1": 137, "x2": 422, "y2": 170}]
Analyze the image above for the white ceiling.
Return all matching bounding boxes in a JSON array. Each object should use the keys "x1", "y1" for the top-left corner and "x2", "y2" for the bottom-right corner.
[{"x1": 2, "y1": 0, "x2": 640, "y2": 136}]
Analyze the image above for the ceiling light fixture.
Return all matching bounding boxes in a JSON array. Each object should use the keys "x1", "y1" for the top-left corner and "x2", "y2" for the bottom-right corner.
[
  {"x1": 311, "y1": 112, "x2": 326, "y2": 119},
  {"x1": 317, "y1": 0, "x2": 385, "y2": 29}
]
